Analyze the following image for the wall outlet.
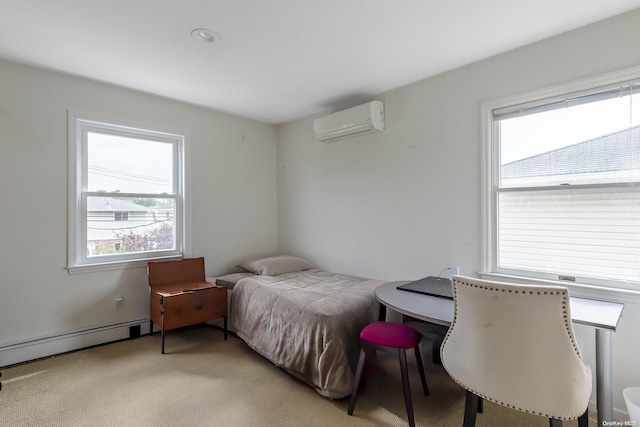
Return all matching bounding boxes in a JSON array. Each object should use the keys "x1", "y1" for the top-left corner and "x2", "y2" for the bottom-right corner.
[
  {"x1": 115, "y1": 296, "x2": 124, "y2": 309},
  {"x1": 448, "y1": 266, "x2": 460, "y2": 279}
]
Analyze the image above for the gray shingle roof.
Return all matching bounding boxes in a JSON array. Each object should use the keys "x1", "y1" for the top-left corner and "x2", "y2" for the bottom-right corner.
[
  {"x1": 87, "y1": 197, "x2": 149, "y2": 211},
  {"x1": 502, "y1": 125, "x2": 640, "y2": 179}
]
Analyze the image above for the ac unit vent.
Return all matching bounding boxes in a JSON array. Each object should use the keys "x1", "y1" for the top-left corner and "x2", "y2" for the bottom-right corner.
[{"x1": 313, "y1": 101, "x2": 384, "y2": 143}]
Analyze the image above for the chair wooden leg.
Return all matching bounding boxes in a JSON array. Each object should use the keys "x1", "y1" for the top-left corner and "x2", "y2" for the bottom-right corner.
[
  {"x1": 223, "y1": 316, "x2": 228, "y2": 340},
  {"x1": 161, "y1": 310, "x2": 166, "y2": 354},
  {"x1": 348, "y1": 349, "x2": 366, "y2": 416},
  {"x1": 413, "y1": 345, "x2": 429, "y2": 396},
  {"x1": 548, "y1": 407, "x2": 587, "y2": 427},
  {"x1": 577, "y1": 409, "x2": 588, "y2": 427},
  {"x1": 463, "y1": 391, "x2": 479, "y2": 427},
  {"x1": 399, "y1": 349, "x2": 416, "y2": 427},
  {"x1": 549, "y1": 411, "x2": 587, "y2": 427},
  {"x1": 433, "y1": 339, "x2": 442, "y2": 364}
]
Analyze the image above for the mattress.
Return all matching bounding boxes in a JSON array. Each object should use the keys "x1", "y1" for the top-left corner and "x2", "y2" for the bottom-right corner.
[{"x1": 230, "y1": 268, "x2": 384, "y2": 398}]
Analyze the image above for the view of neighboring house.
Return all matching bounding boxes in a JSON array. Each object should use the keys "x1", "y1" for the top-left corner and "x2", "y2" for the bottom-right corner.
[
  {"x1": 87, "y1": 197, "x2": 174, "y2": 255},
  {"x1": 502, "y1": 124, "x2": 640, "y2": 185},
  {"x1": 499, "y1": 125, "x2": 640, "y2": 282}
]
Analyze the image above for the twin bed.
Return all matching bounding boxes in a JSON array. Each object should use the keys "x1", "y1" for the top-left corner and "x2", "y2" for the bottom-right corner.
[{"x1": 209, "y1": 255, "x2": 385, "y2": 399}]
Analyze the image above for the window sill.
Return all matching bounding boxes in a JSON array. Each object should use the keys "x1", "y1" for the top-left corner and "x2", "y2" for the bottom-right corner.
[
  {"x1": 67, "y1": 256, "x2": 182, "y2": 275},
  {"x1": 479, "y1": 272, "x2": 640, "y2": 305}
]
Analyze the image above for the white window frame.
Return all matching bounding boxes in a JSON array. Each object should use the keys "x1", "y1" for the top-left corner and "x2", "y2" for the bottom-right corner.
[
  {"x1": 67, "y1": 111, "x2": 190, "y2": 274},
  {"x1": 481, "y1": 66, "x2": 640, "y2": 300}
]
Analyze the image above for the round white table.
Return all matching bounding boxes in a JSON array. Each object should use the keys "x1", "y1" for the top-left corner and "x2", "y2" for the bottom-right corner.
[{"x1": 374, "y1": 280, "x2": 623, "y2": 426}]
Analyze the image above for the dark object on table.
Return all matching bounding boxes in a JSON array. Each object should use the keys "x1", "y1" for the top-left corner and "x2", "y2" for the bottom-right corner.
[{"x1": 397, "y1": 276, "x2": 453, "y2": 299}]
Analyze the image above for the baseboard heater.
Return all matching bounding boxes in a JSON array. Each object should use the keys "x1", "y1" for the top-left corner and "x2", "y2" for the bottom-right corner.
[{"x1": 0, "y1": 318, "x2": 149, "y2": 368}]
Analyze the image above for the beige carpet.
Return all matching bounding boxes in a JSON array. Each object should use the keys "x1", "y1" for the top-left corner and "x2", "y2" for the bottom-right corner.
[{"x1": 0, "y1": 325, "x2": 596, "y2": 427}]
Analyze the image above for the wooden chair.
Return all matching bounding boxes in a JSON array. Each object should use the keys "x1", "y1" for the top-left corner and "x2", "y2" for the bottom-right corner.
[{"x1": 148, "y1": 257, "x2": 227, "y2": 354}]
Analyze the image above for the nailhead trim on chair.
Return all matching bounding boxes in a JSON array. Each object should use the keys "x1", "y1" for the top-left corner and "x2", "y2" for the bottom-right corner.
[{"x1": 441, "y1": 277, "x2": 585, "y2": 421}]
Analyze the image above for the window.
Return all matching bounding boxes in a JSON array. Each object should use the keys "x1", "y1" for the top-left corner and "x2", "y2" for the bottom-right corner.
[
  {"x1": 114, "y1": 212, "x2": 129, "y2": 221},
  {"x1": 68, "y1": 113, "x2": 187, "y2": 272},
  {"x1": 483, "y1": 71, "x2": 640, "y2": 291}
]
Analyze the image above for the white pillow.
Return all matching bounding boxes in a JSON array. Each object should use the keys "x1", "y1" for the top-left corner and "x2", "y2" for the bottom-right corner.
[{"x1": 236, "y1": 255, "x2": 313, "y2": 276}]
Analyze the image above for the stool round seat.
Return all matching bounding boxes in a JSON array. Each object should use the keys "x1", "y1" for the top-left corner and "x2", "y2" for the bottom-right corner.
[
  {"x1": 360, "y1": 321, "x2": 421, "y2": 349},
  {"x1": 349, "y1": 321, "x2": 429, "y2": 427}
]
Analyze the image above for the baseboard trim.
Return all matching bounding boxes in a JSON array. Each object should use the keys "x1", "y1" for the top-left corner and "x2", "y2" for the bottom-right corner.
[{"x1": 0, "y1": 319, "x2": 150, "y2": 368}]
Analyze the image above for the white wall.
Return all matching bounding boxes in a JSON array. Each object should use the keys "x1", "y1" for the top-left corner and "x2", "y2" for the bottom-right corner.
[
  {"x1": 276, "y1": 9, "x2": 640, "y2": 419},
  {"x1": 0, "y1": 59, "x2": 278, "y2": 365}
]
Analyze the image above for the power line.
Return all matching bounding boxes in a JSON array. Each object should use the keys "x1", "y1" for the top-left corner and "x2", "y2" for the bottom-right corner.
[
  {"x1": 87, "y1": 217, "x2": 174, "y2": 231},
  {"x1": 88, "y1": 165, "x2": 171, "y2": 185}
]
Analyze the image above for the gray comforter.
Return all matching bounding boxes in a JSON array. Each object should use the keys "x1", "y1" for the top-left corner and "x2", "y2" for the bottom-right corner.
[{"x1": 231, "y1": 269, "x2": 384, "y2": 399}]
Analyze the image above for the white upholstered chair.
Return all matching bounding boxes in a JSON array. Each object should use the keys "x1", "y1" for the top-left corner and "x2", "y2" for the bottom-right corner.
[{"x1": 440, "y1": 276, "x2": 592, "y2": 427}]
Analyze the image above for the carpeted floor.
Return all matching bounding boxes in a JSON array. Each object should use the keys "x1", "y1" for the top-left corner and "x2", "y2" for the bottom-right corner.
[{"x1": 0, "y1": 325, "x2": 596, "y2": 426}]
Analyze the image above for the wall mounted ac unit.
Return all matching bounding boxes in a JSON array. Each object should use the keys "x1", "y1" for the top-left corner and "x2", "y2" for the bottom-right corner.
[{"x1": 314, "y1": 100, "x2": 384, "y2": 142}]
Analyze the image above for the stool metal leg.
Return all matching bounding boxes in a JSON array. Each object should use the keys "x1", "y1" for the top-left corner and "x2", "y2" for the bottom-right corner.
[
  {"x1": 378, "y1": 304, "x2": 387, "y2": 321},
  {"x1": 348, "y1": 349, "x2": 367, "y2": 416},
  {"x1": 399, "y1": 349, "x2": 415, "y2": 427},
  {"x1": 413, "y1": 344, "x2": 429, "y2": 396}
]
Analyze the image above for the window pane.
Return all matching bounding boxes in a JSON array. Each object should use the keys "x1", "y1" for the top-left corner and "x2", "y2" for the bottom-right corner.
[
  {"x1": 490, "y1": 77, "x2": 640, "y2": 289},
  {"x1": 499, "y1": 93, "x2": 640, "y2": 188},
  {"x1": 87, "y1": 132, "x2": 174, "y2": 194},
  {"x1": 497, "y1": 188, "x2": 640, "y2": 282},
  {"x1": 86, "y1": 196, "x2": 176, "y2": 257}
]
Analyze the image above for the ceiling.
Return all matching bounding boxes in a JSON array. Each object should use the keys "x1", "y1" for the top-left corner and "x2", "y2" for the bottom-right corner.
[{"x1": 1, "y1": 1, "x2": 640, "y2": 124}]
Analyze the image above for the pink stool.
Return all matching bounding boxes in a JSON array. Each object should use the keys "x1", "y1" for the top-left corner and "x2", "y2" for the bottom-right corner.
[{"x1": 348, "y1": 321, "x2": 429, "y2": 427}]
